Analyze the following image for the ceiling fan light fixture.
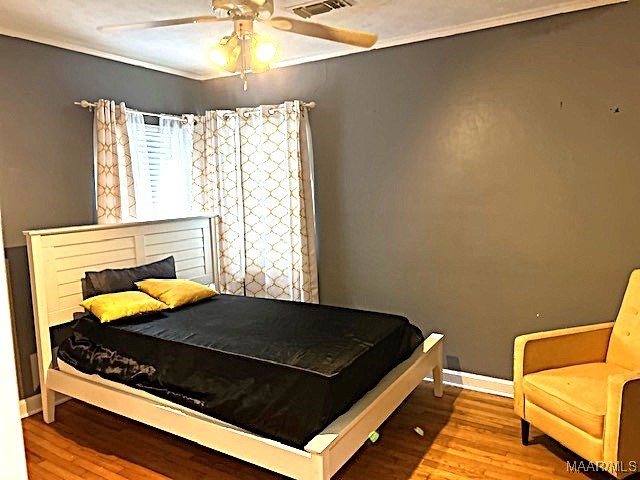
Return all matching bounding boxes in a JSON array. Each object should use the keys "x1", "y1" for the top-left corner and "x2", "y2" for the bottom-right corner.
[
  {"x1": 208, "y1": 36, "x2": 242, "y2": 72},
  {"x1": 254, "y1": 38, "x2": 277, "y2": 63},
  {"x1": 208, "y1": 46, "x2": 229, "y2": 67},
  {"x1": 250, "y1": 61, "x2": 271, "y2": 74}
]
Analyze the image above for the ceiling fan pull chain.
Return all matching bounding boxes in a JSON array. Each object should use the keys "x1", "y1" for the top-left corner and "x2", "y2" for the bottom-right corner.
[{"x1": 240, "y1": 36, "x2": 249, "y2": 91}]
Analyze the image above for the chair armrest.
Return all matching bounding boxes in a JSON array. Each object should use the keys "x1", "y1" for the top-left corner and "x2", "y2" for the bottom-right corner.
[
  {"x1": 515, "y1": 322, "x2": 614, "y2": 377},
  {"x1": 513, "y1": 322, "x2": 614, "y2": 418},
  {"x1": 604, "y1": 372, "x2": 640, "y2": 476}
]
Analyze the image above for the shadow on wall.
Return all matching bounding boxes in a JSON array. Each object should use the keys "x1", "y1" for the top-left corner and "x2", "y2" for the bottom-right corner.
[
  {"x1": 446, "y1": 355, "x2": 462, "y2": 372},
  {"x1": 5, "y1": 246, "x2": 37, "y2": 399}
]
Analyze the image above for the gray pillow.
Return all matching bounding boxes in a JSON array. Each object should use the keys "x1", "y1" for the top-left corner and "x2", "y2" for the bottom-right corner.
[{"x1": 82, "y1": 256, "x2": 176, "y2": 299}]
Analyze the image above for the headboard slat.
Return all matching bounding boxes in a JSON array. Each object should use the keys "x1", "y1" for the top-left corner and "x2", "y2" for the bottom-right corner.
[
  {"x1": 145, "y1": 228, "x2": 204, "y2": 246},
  {"x1": 55, "y1": 248, "x2": 136, "y2": 271},
  {"x1": 146, "y1": 238, "x2": 204, "y2": 256},
  {"x1": 54, "y1": 237, "x2": 135, "y2": 258},
  {"x1": 178, "y1": 266, "x2": 207, "y2": 280}
]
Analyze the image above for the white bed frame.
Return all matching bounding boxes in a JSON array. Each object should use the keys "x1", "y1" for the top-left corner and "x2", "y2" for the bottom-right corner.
[{"x1": 24, "y1": 216, "x2": 444, "y2": 480}]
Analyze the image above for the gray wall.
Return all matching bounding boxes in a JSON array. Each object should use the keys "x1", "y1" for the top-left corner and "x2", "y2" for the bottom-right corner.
[
  {"x1": 2, "y1": 0, "x2": 639, "y2": 396},
  {"x1": 0, "y1": 36, "x2": 203, "y2": 398},
  {"x1": 201, "y1": 1, "x2": 640, "y2": 379}
]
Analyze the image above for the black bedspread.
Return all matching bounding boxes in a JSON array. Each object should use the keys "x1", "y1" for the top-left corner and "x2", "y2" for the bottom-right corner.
[{"x1": 58, "y1": 294, "x2": 423, "y2": 447}]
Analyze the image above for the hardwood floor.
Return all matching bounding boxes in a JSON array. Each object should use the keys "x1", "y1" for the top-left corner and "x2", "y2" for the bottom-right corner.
[{"x1": 23, "y1": 384, "x2": 618, "y2": 479}]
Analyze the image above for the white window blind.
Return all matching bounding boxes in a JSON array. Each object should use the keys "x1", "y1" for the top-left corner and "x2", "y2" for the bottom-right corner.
[
  {"x1": 132, "y1": 124, "x2": 171, "y2": 211},
  {"x1": 127, "y1": 114, "x2": 193, "y2": 220}
]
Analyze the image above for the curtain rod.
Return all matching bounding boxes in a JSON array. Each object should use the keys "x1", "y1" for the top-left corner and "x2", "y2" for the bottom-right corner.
[
  {"x1": 74, "y1": 100, "x2": 317, "y2": 121},
  {"x1": 74, "y1": 100, "x2": 189, "y2": 123}
]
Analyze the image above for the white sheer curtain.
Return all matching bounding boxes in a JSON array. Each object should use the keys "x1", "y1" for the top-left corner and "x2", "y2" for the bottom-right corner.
[
  {"x1": 157, "y1": 117, "x2": 193, "y2": 218},
  {"x1": 191, "y1": 101, "x2": 319, "y2": 303},
  {"x1": 126, "y1": 111, "x2": 152, "y2": 217}
]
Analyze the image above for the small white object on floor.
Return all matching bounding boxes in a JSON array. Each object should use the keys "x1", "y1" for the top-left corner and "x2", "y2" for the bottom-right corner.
[{"x1": 414, "y1": 427, "x2": 424, "y2": 436}]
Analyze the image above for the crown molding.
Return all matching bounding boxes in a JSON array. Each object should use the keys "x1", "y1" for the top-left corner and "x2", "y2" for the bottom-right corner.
[
  {"x1": 233, "y1": 0, "x2": 626, "y2": 82},
  {"x1": 0, "y1": 27, "x2": 209, "y2": 81},
  {"x1": 1, "y1": 0, "x2": 627, "y2": 83}
]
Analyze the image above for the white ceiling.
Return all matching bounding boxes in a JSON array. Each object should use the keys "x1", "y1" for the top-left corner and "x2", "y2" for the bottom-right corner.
[{"x1": 0, "y1": 0, "x2": 625, "y2": 80}]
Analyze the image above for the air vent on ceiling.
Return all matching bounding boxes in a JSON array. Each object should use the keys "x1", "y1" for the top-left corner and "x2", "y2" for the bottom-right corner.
[{"x1": 290, "y1": 0, "x2": 355, "y2": 19}]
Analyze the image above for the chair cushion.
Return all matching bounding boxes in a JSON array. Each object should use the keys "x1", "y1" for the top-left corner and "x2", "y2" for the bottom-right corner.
[
  {"x1": 523, "y1": 362, "x2": 630, "y2": 438},
  {"x1": 607, "y1": 269, "x2": 640, "y2": 371}
]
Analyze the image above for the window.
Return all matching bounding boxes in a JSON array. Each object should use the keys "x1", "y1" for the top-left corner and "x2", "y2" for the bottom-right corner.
[
  {"x1": 132, "y1": 123, "x2": 172, "y2": 210},
  {"x1": 127, "y1": 115, "x2": 192, "y2": 220}
]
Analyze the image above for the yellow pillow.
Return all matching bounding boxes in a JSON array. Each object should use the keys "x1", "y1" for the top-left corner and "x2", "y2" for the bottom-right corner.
[
  {"x1": 80, "y1": 291, "x2": 168, "y2": 323},
  {"x1": 135, "y1": 279, "x2": 217, "y2": 309}
]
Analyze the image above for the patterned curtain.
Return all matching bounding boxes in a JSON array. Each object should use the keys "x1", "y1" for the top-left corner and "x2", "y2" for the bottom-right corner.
[
  {"x1": 191, "y1": 101, "x2": 319, "y2": 303},
  {"x1": 94, "y1": 99, "x2": 137, "y2": 224}
]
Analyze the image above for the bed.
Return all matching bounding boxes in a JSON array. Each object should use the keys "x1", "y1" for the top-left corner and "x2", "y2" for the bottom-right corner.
[{"x1": 25, "y1": 216, "x2": 444, "y2": 480}]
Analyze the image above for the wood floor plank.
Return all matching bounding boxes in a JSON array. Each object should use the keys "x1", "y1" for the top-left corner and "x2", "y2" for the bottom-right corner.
[
  {"x1": 22, "y1": 383, "x2": 632, "y2": 479},
  {"x1": 27, "y1": 461, "x2": 66, "y2": 480}
]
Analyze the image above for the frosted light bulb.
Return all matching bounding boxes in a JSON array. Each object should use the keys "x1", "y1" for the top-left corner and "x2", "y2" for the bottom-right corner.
[
  {"x1": 208, "y1": 47, "x2": 228, "y2": 67},
  {"x1": 255, "y1": 41, "x2": 277, "y2": 63}
]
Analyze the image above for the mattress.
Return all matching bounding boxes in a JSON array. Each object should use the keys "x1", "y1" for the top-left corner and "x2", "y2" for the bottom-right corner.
[
  {"x1": 57, "y1": 357, "x2": 244, "y2": 429},
  {"x1": 58, "y1": 294, "x2": 424, "y2": 447}
]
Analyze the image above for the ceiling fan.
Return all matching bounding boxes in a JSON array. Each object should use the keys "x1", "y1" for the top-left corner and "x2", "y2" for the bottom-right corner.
[{"x1": 99, "y1": 0, "x2": 378, "y2": 90}]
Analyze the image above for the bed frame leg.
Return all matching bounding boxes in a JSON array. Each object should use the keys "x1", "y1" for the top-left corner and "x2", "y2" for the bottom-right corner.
[
  {"x1": 432, "y1": 337, "x2": 444, "y2": 398},
  {"x1": 432, "y1": 364, "x2": 444, "y2": 398},
  {"x1": 41, "y1": 388, "x2": 55, "y2": 423}
]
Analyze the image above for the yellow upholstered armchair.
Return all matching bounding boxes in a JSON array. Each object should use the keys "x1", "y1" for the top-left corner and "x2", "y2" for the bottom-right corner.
[{"x1": 514, "y1": 270, "x2": 640, "y2": 479}]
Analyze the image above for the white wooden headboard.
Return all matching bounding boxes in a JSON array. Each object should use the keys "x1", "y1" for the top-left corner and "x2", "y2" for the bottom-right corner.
[
  {"x1": 24, "y1": 216, "x2": 218, "y2": 328},
  {"x1": 23, "y1": 216, "x2": 218, "y2": 419}
]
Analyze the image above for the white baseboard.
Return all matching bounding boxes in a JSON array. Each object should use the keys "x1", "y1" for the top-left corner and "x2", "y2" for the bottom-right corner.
[
  {"x1": 425, "y1": 369, "x2": 514, "y2": 398},
  {"x1": 19, "y1": 392, "x2": 70, "y2": 419},
  {"x1": 19, "y1": 369, "x2": 512, "y2": 420}
]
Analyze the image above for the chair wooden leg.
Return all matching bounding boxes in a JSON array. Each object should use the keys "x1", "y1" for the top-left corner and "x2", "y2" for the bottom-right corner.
[{"x1": 521, "y1": 419, "x2": 530, "y2": 446}]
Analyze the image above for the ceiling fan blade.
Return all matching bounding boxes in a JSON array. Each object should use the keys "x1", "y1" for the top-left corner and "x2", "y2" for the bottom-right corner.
[
  {"x1": 98, "y1": 16, "x2": 229, "y2": 33},
  {"x1": 267, "y1": 16, "x2": 377, "y2": 48}
]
